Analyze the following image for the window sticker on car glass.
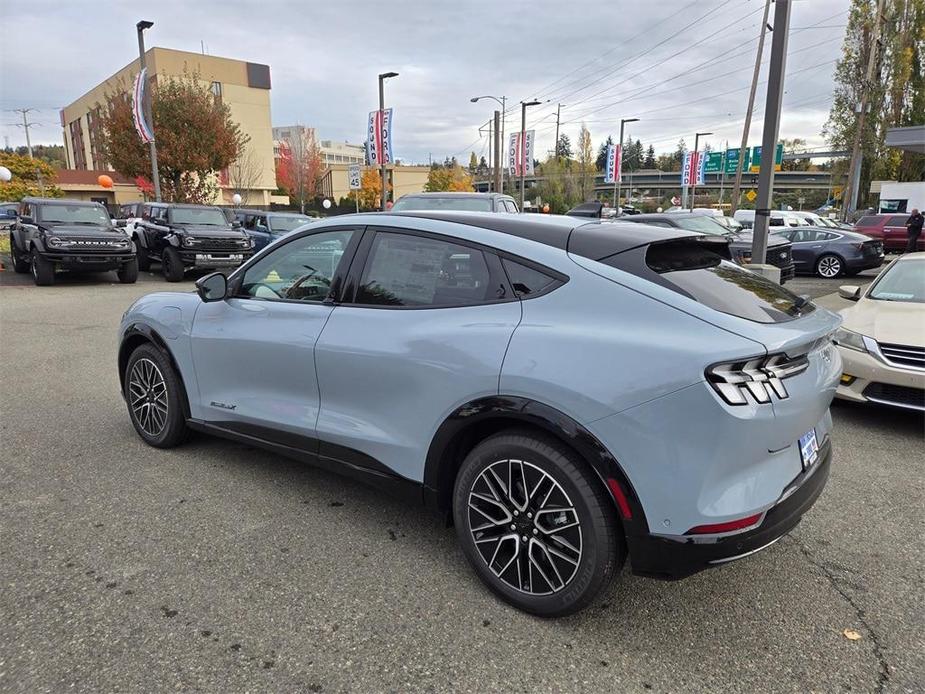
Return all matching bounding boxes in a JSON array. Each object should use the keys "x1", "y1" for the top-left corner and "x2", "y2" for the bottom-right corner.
[
  {"x1": 364, "y1": 237, "x2": 447, "y2": 304},
  {"x1": 874, "y1": 292, "x2": 914, "y2": 301}
]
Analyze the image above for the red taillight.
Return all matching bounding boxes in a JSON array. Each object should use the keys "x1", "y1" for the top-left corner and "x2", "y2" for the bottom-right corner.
[
  {"x1": 606, "y1": 478, "x2": 633, "y2": 519},
  {"x1": 686, "y1": 512, "x2": 763, "y2": 535}
]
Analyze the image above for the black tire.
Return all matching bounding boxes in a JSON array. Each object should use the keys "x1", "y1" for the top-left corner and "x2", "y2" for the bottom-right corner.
[
  {"x1": 815, "y1": 253, "x2": 843, "y2": 279},
  {"x1": 117, "y1": 257, "x2": 139, "y2": 284},
  {"x1": 453, "y1": 430, "x2": 623, "y2": 617},
  {"x1": 135, "y1": 240, "x2": 151, "y2": 271},
  {"x1": 162, "y1": 246, "x2": 185, "y2": 282},
  {"x1": 30, "y1": 248, "x2": 55, "y2": 286},
  {"x1": 123, "y1": 343, "x2": 188, "y2": 448},
  {"x1": 10, "y1": 236, "x2": 30, "y2": 273}
]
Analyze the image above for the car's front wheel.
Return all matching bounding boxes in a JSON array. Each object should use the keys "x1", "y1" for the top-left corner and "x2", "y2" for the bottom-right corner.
[
  {"x1": 117, "y1": 258, "x2": 139, "y2": 284},
  {"x1": 135, "y1": 240, "x2": 151, "y2": 271},
  {"x1": 124, "y1": 343, "x2": 188, "y2": 448},
  {"x1": 453, "y1": 431, "x2": 623, "y2": 617},
  {"x1": 30, "y1": 249, "x2": 55, "y2": 285},
  {"x1": 816, "y1": 253, "x2": 843, "y2": 278}
]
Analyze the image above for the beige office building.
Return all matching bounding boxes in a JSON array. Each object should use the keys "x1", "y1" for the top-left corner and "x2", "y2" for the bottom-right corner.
[{"x1": 60, "y1": 47, "x2": 277, "y2": 206}]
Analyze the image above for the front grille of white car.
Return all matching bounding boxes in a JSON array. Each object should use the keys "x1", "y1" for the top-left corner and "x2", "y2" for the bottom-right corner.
[{"x1": 877, "y1": 342, "x2": 925, "y2": 371}]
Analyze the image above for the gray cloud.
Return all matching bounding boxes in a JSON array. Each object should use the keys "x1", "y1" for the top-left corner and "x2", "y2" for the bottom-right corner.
[{"x1": 0, "y1": 0, "x2": 846, "y2": 162}]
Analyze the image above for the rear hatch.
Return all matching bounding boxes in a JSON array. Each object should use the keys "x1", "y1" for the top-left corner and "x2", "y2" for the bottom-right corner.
[{"x1": 567, "y1": 225, "x2": 841, "y2": 443}]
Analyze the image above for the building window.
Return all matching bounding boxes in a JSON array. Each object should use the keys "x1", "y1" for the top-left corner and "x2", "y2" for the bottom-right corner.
[
  {"x1": 69, "y1": 118, "x2": 87, "y2": 170},
  {"x1": 87, "y1": 106, "x2": 107, "y2": 170},
  {"x1": 210, "y1": 81, "x2": 223, "y2": 103}
]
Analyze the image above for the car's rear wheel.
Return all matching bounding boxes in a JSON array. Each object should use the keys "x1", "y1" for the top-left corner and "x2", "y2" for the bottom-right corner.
[
  {"x1": 124, "y1": 343, "x2": 188, "y2": 448},
  {"x1": 816, "y1": 254, "x2": 843, "y2": 278},
  {"x1": 453, "y1": 431, "x2": 623, "y2": 617},
  {"x1": 30, "y1": 249, "x2": 55, "y2": 286},
  {"x1": 117, "y1": 258, "x2": 139, "y2": 284},
  {"x1": 162, "y1": 247, "x2": 185, "y2": 282}
]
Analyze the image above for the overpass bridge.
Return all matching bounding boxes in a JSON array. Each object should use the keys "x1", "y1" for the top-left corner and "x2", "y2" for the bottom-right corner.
[{"x1": 474, "y1": 170, "x2": 835, "y2": 197}]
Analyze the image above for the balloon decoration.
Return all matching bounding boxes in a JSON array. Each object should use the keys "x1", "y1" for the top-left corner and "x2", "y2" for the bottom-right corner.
[
  {"x1": 322, "y1": 198, "x2": 332, "y2": 210},
  {"x1": 97, "y1": 174, "x2": 114, "y2": 189},
  {"x1": 231, "y1": 193, "x2": 242, "y2": 206},
  {"x1": 0, "y1": 166, "x2": 12, "y2": 183}
]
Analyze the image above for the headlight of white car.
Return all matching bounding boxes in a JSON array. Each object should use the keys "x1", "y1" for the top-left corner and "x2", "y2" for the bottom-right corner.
[{"x1": 833, "y1": 327, "x2": 868, "y2": 353}]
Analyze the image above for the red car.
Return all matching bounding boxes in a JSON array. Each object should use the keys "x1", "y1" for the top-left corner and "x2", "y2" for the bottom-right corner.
[{"x1": 854, "y1": 214, "x2": 925, "y2": 253}]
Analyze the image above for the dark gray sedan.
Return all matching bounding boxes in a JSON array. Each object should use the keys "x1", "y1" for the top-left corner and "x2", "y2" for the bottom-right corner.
[{"x1": 771, "y1": 227, "x2": 884, "y2": 278}]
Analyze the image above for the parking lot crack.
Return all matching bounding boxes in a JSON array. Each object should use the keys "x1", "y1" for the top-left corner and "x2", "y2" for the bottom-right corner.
[{"x1": 789, "y1": 535, "x2": 890, "y2": 693}]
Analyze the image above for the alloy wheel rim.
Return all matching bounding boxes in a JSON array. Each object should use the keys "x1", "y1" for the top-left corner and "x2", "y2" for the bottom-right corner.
[
  {"x1": 128, "y1": 358, "x2": 169, "y2": 437},
  {"x1": 468, "y1": 459, "x2": 583, "y2": 596},
  {"x1": 819, "y1": 257, "x2": 840, "y2": 277}
]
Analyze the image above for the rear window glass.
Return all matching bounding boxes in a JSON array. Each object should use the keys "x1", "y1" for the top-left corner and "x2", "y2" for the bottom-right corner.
[{"x1": 605, "y1": 240, "x2": 813, "y2": 323}]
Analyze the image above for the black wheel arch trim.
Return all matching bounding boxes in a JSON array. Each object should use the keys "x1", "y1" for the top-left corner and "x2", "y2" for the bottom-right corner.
[
  {"x1": 119, "y1": 323, "x2": 191, "y2": 419},
  {"x1": 423, "y1": 395, "x2": 650, "y2": 535}
]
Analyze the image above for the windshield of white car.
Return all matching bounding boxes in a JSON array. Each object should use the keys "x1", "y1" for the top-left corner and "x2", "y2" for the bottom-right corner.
[
  {"x1": 269, "y1": 216, "x2": 314, "y2": 232},
  {"x1": 391, "y1": 197, "x2": 493, "y2": 212},
  {"x1": 169, "y1": 208, "x2": 228, "y2": 226},
  {"x1": 39, "y1": 204, "x2": 110, "y2": 225},
  {"x1": 867, "y1": 260, "x2": 925, "y2": 303}
]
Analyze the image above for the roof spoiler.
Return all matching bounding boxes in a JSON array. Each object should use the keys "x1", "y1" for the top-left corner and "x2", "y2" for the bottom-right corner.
[{"x1": 566, "y1": 201, "x2": 603, "y2": 219}]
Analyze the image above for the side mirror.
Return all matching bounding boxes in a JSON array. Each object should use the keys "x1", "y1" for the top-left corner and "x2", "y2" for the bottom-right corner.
[
  {"x1": 838, "y1": 285, "x2": 861, "y2": 301},
  {"x1": 19, "y1": 215, "x2": 33, "y2": 225},
  {"x1": 196, "y1": 272, "x2": 228, "y2": 302},
  {"x1": 115, "y1": 220, "x2": 127, "y2": 228},
  {"x1": 231, "y1": 220, "x2": 243, "y2": 229}
]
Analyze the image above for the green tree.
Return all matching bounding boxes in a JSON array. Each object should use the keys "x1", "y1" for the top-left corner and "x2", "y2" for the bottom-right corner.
[
  {"x1": 555, "y1": 133, "x2": 572, "y2": 160},
  {"x1": 673, "y1": 139, "x2": 687, "y2": 167},
  {"x1": 643, "y1": 144, "x2": 656, "y2": 169},
  {"x1": 595, "y1": 135, "x2": 614, "y2": 172},
  {"x1": 0, "y1": 152, "x2": 63, "y2": 200},
  {"x1": 101, "y1": 71, "x2": 248, "y2": 203},
  {"x1": 825, "y1": 0, "x2": 925, "y2": 206},
  {"x1": 468, "y1": 151, "x2": 479, "y2": 173},
  {"x1": 425, "y1": 164, "x2": 474, "y2": 192}
]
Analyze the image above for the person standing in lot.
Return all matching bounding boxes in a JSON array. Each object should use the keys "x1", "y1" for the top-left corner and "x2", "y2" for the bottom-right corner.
[{"x1": 906, "y1": 208, "x2": 923, "y2": 252}]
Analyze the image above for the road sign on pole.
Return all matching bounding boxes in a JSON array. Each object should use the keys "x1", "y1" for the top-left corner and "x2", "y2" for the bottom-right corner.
[
  {"x1": 749, "y1": 143, "x2": 784, "y2": 173},
  {"x1": 724, "y1": 148, "x2": 748, "y2": 175},
  {"x1": 704, "y1": 151, "x2": 724, "y2": 174},
  {"x1": 348, "y1": 164, "x2": 361, "y2": 190}
]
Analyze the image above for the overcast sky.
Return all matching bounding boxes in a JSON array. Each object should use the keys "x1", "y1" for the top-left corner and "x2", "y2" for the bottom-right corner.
[{"x1": 0, "y1": 0, "x2": 848, "y2": 164}]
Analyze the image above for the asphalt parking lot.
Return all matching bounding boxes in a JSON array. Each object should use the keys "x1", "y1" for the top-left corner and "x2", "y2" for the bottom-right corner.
[{"x1": 1, "y1": 267, "x2": 922, "y2": 693}]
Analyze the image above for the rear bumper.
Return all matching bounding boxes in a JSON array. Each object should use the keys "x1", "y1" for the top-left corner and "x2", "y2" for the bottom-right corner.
[
  {"x1": 844, "y1": 254, "x2": 884, "y2": 271},
  {"x1": 627, "y1": 437, "x2": 831, "y2": 580}
]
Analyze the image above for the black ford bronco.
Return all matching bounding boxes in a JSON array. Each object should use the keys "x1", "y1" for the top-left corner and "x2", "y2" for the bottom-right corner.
[
  {"x1": 134, "y1": 203, "x2": 254, "y2": 281},
  {"x1": 9, "y1": 197, "x2": 137, "y2": 286}
]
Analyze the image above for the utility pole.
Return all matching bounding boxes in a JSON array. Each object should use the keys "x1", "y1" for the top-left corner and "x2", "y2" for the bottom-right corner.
[
  {"x1": 614, "y1": 118, "x2": 639, "y2": 210},
  {"x1": 843, "y1": 0, "x2": 887, "y2": 221},
  {"x1": 751, "y1": 0, "x2": 792, "y2": 272},
  {"x1": 12, "y1": 108, "x2": 45, "y2": 195},
  {"x1": 731, "y1": 0, "x2": 772, "y2": 214},
  {"x1": 554, "y1": 103, "x2": 563, "y2": 158},
  {"x1": 493, "y1": 110, "x2": 502, "y2": 194},
  {"x1": 136, "y1": 21, "x2": 162, "y2": 202}
]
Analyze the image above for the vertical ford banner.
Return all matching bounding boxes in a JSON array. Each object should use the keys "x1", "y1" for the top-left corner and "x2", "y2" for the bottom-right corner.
[
  {"x1": 132, "y1": 68, "x2": 154, "y2": 144},
  {"x1": 507, "y1": 130, "x2": 535, "y2": 177},
  {"x1": 603, "y1": 143, "x2": 622, "y2": 184},
  {"x1": 366, "y1": 109, "x2": 394, "y2": 166},
  {"x1": 681, "y1": 151, "x2": 705, "y2": 187}
]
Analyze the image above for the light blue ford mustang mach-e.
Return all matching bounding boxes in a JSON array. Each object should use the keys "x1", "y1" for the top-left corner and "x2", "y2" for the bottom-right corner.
[{"x1": 118, "y1": 211, "x2": 842, "y2": 616}]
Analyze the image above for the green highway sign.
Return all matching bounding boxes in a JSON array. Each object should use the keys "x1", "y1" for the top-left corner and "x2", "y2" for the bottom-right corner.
[
  {"x1": 724, "y1": 147, "x2": 749, "y2": 175},
  {"x1": 704, "y1": 151, "x2": 724, "y2": 174},
  {"x1": 749, "y1": 143, "x2": 784, "y2": 172}
]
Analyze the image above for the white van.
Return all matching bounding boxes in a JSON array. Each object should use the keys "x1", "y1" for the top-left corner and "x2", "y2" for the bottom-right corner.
[{"x1": 733, "y1": 209, "x2": 809, "y2": 228}]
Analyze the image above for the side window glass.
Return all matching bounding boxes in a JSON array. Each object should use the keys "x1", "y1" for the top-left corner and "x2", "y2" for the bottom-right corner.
[
  {"x1": 255, "y1": 216, "x2": 269, "y2": 231},
  {"x1": 243, "y1": 214, "x2": 256, "y2": 230},
  {"x1": 502, "y1": 259, "x2": 557, "y2": 297},
  {"x1": 505, "y1": 201, "x2": 518, "y2": 213},
  {"x1": 888, "y1": 215, "x2": 908, "y2": 227},
  {"x1": 357, "y1": 232, "x2": 492, "y2": 307},
  {"x1": 240, "y1": 229, "x2": 356, "y2": 302},
  {"x1": 141, "y1": 205, "x2": 151, "y2": 220}
]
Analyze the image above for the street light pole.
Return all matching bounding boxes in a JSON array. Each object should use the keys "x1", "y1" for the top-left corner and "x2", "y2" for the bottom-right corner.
[
  {"x1": 615, "y1": 117, "x2": 639, "y2": 210},
  {"x1": 519, "y1": 100, "x2": 541, "y2": 210},
  {"x1": 690, "y1": 131, "x2": 713, "y2": 211},
  {"x1": 136, "y1": 20, "x2": 161, "y2": 202},
  {"x1": 378, "y1": 71, "x2": 398, "y2": 211},
  {"x1": 471, "y1": 95, "x2": 507, "y2": 192}
]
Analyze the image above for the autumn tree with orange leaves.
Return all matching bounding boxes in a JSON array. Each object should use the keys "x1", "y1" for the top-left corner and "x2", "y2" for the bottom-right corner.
[{"x1": 101, "y1": 72, "x2": 248, "y2": 203}]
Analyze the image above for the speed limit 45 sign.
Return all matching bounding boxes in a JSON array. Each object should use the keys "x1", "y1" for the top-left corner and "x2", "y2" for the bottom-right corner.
[{"x1": 348, "y1": 164, "x2": 362, "y2": 190}]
